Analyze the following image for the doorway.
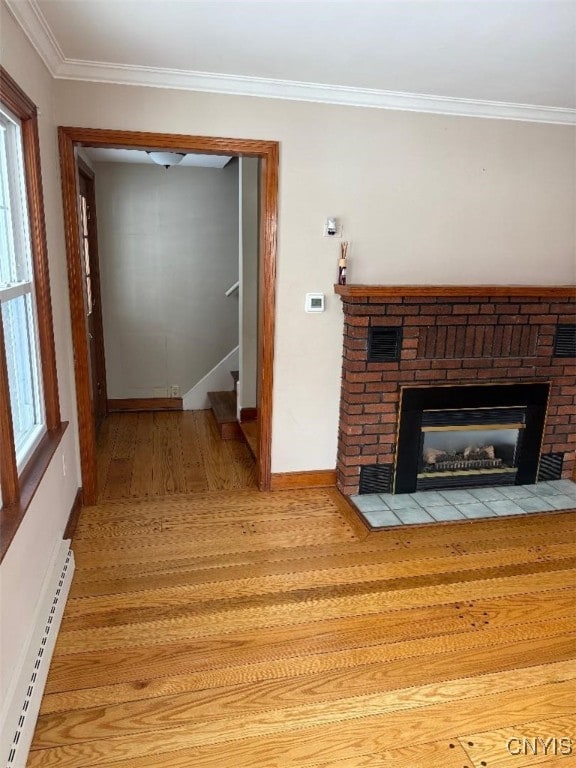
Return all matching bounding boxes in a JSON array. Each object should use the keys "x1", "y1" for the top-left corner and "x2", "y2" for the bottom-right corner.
[{"x1": 58, "y1": 127, "x2": 279, "y2": 504}]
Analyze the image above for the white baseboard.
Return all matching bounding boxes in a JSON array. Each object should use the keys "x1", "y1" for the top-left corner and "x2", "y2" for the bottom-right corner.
[
  {"x1": 182, "y1": 346, "x2": 239, "y2": 410},
  {"x1": 1, "y1": 541, "x2": 75, "y2": 768}
]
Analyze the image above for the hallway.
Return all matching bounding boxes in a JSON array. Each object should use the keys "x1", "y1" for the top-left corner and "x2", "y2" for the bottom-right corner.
[{"x1": 96, "y1": 410, "x2": 257, "y2": 500}]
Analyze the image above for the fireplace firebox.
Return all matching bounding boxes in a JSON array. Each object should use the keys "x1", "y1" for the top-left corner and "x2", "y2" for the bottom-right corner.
[{"x1": 395, "y1": 384, "x2": 550, "y2": 493}]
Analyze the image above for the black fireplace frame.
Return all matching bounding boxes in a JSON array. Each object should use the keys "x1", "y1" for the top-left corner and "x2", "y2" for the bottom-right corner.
[{"x1": 394, "y1": 383, "x2": 550, "y2": 494}]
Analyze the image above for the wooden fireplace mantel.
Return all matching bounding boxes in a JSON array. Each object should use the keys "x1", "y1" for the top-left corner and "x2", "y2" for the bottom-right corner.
[{"x1": 334, "y1": 284, "x2": 576, "y2": 299}]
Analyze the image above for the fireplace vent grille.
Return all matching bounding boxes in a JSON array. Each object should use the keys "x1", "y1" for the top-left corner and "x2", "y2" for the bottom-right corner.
[
  {"x1": 538, "y1": 453, "x2": 564, "y2": 482},
  {"x1": 422, "y1": 407, "x2": 525, "y2": 428},
  {"x1": 554, "y1": 325, "x2": 576, "y2": 357},
  {"x1": 359, "y1": 464, "x2": 393, "y2": 494},
  {"x1": 367, "y1": 327, "x2": 402, "y2": 362}
]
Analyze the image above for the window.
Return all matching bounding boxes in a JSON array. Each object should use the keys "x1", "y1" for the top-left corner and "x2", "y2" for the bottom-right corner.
[
  {"x1": 0, "y1": 67, "x2": 63, "y2": 559},
  {"x1": 0, "y1": 106, "x2": 45, "y2": 467}
]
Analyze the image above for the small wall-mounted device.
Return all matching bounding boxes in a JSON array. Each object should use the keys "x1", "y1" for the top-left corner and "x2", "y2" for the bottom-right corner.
[
  {"x1": 305, "y1": 292, "x2": 325, "y2": 313},
  {"x1": 323, "y1": 217, "x2": 342, "y2": 237}
]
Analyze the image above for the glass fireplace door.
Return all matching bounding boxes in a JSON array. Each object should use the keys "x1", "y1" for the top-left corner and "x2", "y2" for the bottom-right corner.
[
  {"x1": 420, "y1": 426, "x2": 522, "y2": 478},
  {"x1": 394, "y1": 384, "x2": 550, "y2": 494},
  {"x1": 416, "y1": 408, "x2": 526, "y2": 490}
]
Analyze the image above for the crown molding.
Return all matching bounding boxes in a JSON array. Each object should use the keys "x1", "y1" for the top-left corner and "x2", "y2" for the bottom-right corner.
[
  {"x1": 8, "y1": 0, "x2": 576, "y2": 126},
  {"x1": 55, "y1": 59, "x2": 576, "y2": 124},
  {"x1": 5, "y1": 0, "x2": 64, "y2": 75}
]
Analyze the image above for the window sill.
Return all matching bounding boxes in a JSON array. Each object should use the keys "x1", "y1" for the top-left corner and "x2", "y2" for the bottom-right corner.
[{"x1": 0, "y1": 421, "x2": 68, "y2": 562}]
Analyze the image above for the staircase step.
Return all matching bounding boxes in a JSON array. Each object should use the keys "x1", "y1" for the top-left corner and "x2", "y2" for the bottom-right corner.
[
  {"x1": 208, "y1": 390, "x2": 243, "y2": 440},
  {"x1": 208, "y1": 390, "x2": 237, "y2": 423}
]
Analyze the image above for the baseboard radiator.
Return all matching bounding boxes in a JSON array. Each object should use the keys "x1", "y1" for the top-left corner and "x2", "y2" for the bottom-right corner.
[{"x1": 2, "y1": 542, "x2": 75, "y2": 768}]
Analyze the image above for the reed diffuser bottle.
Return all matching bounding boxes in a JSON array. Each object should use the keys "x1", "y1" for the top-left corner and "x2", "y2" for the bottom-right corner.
[{"x1": 338, "y1": 241, "x2": 349, "y2": 285}]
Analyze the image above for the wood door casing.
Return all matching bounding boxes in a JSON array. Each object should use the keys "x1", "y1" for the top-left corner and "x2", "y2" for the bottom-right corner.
[
  {"x1": 59, "y1": 128, "x2": 278, "y2": 504},
  {"x1": 77, "y1": 160, "x2": 107, "y2": 436}
]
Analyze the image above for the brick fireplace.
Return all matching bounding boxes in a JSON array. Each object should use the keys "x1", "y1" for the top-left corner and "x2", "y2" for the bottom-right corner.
[{"x1": 335, "y1": 286, "x2": 576, "y2": 497}]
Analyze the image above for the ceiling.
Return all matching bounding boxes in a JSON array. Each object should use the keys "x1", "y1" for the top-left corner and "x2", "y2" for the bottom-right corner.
[{"x1": 6, "y1": 0, "x2": 576, "y2": 123}]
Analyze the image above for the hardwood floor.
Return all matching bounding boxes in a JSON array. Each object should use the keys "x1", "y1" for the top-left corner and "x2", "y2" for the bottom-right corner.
[
  {"x1": 96, "y1": 410, "x2": 256, "y2": 499},
  {"x1": 240, "y1": 418, "x2": 258, "y2": 458},
  {"x1": 29, "y1": 456, "x2": 576, "y2": 768}
]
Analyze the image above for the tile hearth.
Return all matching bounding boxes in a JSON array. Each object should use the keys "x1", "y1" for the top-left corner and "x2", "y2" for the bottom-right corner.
[{"x1": 351, "y1": 480, "x2": 576, "y2": 528}]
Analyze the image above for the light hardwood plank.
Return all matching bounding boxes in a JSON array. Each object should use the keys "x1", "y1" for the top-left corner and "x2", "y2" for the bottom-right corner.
[
  {"x1": 34, "y1": 634, "x2": 576, "y2": 744},
  {"x1": 180, "y1": 411, "x2": 209, "y2": 493},
  {"x1": 68, "y1": 526, "x2": 576, "y2": 595},
  {"x1": 516, "y1": 761, "x2": 576, "y2": 768},
  {"x1": 103, "y1": 413, "x2": 138, "y2": 499},
  {"x1": 95, "y1": 414, "x2": 120, "y2": 496},
  {"x1": 458, "y1": 714, "x2": 576, "y2": 767},
  {"x1": 305, "y1": 739, "x2": 474, "y2": 768},
  {"x1": 224, "y1": 438, "x2": 258, "y2": 488},
  {"x1": 28, "y1": 678, "x2": 576, "y2": 767},
  {"x1": 71, "y1": 522, "x2": 358, "y2": 568},
  {"x1": 128, "y1": 412, "x2": 154, "y2": 498},
  {"x1": 81, "y1": 488, "x2": 344, "y2": 524},
  {"x1": 42, "y1": 597, "x2": 576, "y2": 702},
  {"x1": 58, "y1": 545, "x2": 531, "y2": 596},
  {"x1": 62, "y1": 542, "x2": 576, "y2": 624},
  {"x1": 151, "y1": 412, "x2": 185, "y2": 495},
  {"x1": 54, "y1": 566, "x2": 576, "y2": 655},
  {"x1": 194, "y1": 410, "x2": 243, "y2": 490}
]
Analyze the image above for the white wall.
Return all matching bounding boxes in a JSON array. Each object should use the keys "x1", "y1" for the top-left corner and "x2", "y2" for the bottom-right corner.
[
  {"x1": 239, "y1": 157, "x2": 259, "y2": 411},
  {"x1": 94, "y1": 160, "x2": 239, "y2": 399},
  {"x1": 0, "y1": 0, "x2": 81, "y2": 738},
  {"x1": 54, "y1": 80, "x2": 575, "y2": 473}
]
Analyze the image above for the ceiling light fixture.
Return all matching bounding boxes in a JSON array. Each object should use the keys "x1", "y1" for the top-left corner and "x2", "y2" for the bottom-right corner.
[{"x1": 146, "y1": 151, "x2": 186, "y2": 169}]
